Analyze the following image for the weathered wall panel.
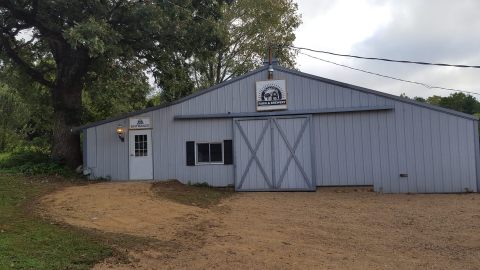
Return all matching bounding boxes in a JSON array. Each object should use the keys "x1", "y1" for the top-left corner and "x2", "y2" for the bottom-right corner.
[
  {"x1": 311, "y1": 108, "x2": 477, "y2": 192},
  {"x1": 473, "y1": 121, "x2": 480, "y2": 190},
  {"x1": 92, "y1": 119, "x2": 129, "y2": 180},
  {"x1": 151, "y1": 107, "x2": 234, "y2": 186},
  {"x1": 85, "y1": 127, "x2": 96, "y2": 173}
]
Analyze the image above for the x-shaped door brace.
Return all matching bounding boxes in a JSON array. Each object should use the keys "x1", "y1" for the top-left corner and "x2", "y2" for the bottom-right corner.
[
  {"x1": 273, "y1": 118, "x2": 312, "y2": 188},
  {"x1": 235, "y1": 120, "x2": 273, "y2": 189}
]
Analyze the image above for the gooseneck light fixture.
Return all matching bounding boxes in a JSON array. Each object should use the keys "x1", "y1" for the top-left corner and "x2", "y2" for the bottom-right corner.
[{"x1": 116, "y1": 124, "x2": 125, "y2": 142}]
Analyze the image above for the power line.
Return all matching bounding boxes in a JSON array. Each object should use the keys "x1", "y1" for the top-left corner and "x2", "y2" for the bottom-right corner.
[
  {"x1": 291, "y1": 45, "x2": 480, "y2": 69},
  {"x1": 298, "y1": 51, "x2": 480, "y2": 96},
  {"x1": 163, "y1": 0, "x2": 211, "y2": 21},
  {"x1": 144, "y1": 3, "x2": 480, "y2": 96}
]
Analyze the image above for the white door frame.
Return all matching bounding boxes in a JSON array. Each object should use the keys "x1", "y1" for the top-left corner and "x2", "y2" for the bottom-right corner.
[{"x1": 128, "y1": 129, "x2": 153, "y2": 180}]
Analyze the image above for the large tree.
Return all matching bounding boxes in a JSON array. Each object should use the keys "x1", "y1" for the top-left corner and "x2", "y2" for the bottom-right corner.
[
  {"x1": 0, "y1": 48, "x2": 152, "y2": 152},
  {"x1": 158, "y1": 0, "x2": 301, "y2": 102},
  {"x1": 0, "y1": 0, "x2": 222, "y2": 167}
]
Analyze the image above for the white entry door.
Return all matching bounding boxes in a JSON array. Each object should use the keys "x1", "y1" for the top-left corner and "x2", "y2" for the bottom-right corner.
[{"x1": 129, "y1": 129, "x2": 153, "y2": 180}]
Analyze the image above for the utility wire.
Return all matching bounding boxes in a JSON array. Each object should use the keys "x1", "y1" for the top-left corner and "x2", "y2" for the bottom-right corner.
[
  {"x1": 291, "y1": 45, "x2": 480, "y2": 69},
  {"x1": 298, "y1": 51, "x2": 480, "y2": 96},
  {"x1": 160, "y1": 4, "x2": 480, "y2": 71},
  {"x1": 154, "y1": 3, "x2": 480, "y2": 95},
  {"x1": 163, "y1": 0, "x2": 211, "y2": 21}
]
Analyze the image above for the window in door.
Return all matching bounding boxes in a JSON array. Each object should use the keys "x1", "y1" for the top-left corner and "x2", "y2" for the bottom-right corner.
[{"x1": 134, "y1": 134, "x2": 148, "y2": 156}]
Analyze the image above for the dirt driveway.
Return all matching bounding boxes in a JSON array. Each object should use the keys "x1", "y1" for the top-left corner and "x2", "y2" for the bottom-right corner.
[{"x1": 40, "y1": 182, "x2": 480, "y2": 270}]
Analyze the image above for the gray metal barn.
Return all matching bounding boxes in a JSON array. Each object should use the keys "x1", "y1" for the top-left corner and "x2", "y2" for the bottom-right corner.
[{"x1": 75, "y1": 63, "x2": 480, "y2": 193}]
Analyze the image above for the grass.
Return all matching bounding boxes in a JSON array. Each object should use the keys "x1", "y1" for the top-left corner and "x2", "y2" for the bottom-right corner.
[
  {"x1": 151, "y1": 180, "x2": 234, "y2": 208},
  {"x1": 0, "y1": 167, "x2": 233, "y2": 268},
  {"x1": 0, "y1": 173, "x2": 113, "y2": 270}
]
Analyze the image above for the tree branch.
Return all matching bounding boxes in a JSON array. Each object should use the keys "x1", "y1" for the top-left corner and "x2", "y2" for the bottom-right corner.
[
  {"x1": 220, "y1": 63, "x2": 229, "y2": 82},
  {"x1": 0, "y1": 0, "x2": 61, "y2": 38},
  {"x1": 215, "y1": 52, "x2": 223, "y2": 84},
  {"x1": 108, "y1": 0, "x2": 124, "y2": 22},
  {"x1": 32, "y1": 0, "x2": 38, "y2": 16},
  {"x1": 0, "y1": 33, "x2": 54, "y2": 88}
]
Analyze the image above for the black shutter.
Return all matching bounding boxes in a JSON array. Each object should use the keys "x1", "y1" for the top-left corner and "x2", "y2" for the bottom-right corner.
[
  {"x1": 186, "y1": 141, "x2": 195, "y2": 166},
  {"x1": 224, "y1": 140, "x2": 233, "y2": 165}
]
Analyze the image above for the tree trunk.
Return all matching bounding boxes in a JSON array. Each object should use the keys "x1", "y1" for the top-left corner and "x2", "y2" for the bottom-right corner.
[
  {"x1": 51, "y1": 82, "x2": 83, "y2": 168},
  {"x1": 49, "y1": 45, "x2": 89, "y2": 169},
  {"x1": 52, "y1": 110, "x2": 82, "y2": 168}
]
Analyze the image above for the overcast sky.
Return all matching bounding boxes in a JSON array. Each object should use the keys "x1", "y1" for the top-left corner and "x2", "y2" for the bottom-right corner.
[{"x1": 293, "y1": 0, "x2": 480, "y2": 99}]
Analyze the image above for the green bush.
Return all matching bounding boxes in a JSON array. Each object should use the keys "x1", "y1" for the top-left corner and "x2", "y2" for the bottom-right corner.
[
  {"x1": 16, "y1": 162, "x2": 69, "y2": 175},
  {"x1": 0, "y1": 150, "x2": 72, "y2": 176},
  {"x1": 190, "y1": 182, "x2": 211, "y2": 188},
  {"x1": 0, "y1": 151, "x2": 50, "y2": 169}
]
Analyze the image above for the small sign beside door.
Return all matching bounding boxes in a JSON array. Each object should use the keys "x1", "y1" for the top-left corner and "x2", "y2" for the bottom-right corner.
[
  {"x1": 129, "y1": 117, "x2": 151, "y2": 129},
  {"x1": 256, "y1": 80, "x2": 287, "y2": 111}
]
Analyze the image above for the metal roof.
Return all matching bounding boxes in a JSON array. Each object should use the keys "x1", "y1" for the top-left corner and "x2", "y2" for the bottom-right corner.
[{"x1": 72, "y1": 64, "x2": 477, "y2": 132}]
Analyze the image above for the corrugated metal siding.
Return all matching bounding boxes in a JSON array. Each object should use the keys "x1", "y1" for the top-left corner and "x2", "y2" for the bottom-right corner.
[
  {"x1": 187, "y1": 70, "x2": 390, "y2": 114},
  {"x1": 152, "y1": 107, "x2": 234, "y2": 186},
  {"x1": 85, "y1": 115, "x2": 156, "y2": 180},
  {"x1": 312, "y1": 106, "x2": 477, "y2": 193},
  {"x1": 474, "y1": 121, "x2": 480, "y2": 189},
  {"x1": 85, "y1": 127, "x2": 96, "y2": 178},
  {"x1": 85, "y1": 67, "x2": 478, "y2": 193},
  {"x1": 91, "y1": 119, "x2": 129, "y2": 180}
]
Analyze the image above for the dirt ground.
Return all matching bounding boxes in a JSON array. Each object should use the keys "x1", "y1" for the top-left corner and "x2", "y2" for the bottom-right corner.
[{"x1": 39, "y1": 182, "x2": 480, "y2": 270}]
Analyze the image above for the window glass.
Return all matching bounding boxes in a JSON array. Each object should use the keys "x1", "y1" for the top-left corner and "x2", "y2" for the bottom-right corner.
[
  {"x1": 197, "y1": 143, "x2": 210, "y2": 163},
  {"x1": 143, "y1": 141, "x2": 148, "y2": 155},
  {"x1": 196, "y1": 142, "x2": 223, "y2": 164},
  {"x1": 210, "y1": 143, "x2": 223, "y2": 162},
  {"x1": 134, "y1": 134, "x2": 148, "y2": 156}
]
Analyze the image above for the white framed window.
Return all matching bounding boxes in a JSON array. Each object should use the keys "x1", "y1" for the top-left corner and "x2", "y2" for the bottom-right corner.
[{"x1": 195, "y1": 142, "x2": 224, "y2": 165}]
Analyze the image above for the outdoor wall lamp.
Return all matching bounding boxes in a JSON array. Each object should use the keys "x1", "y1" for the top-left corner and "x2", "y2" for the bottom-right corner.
[{"x1": 116, "y1": 125, "x2": 125, "y2": 142}]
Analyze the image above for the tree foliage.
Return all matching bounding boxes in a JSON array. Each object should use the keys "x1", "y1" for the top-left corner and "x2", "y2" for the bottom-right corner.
[
  {"x1": 0, "y1": 58, "x2": 52, "y2": 152},
  {"x1": 427, "y1": 93, "x2": 480, "y2": 115},
  {"x1": 0, "y1": 84, "x2": 28, "y2": 151},
  {"x1": 158, "y1": 0, "x2": 301, "y2": 102},
  {"x1": 82, "y1": 62, "x2": 152, "y2": 123},
  {"x1": 410, "y1": 92, "x2": 480, "y2": 115}
]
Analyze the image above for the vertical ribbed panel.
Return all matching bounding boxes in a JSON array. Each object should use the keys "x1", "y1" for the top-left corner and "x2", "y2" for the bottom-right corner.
[
  {"x1": 84, "y1": 68, "x2": 478, "y2": 192},
  {"x1": 312, "y1": 106, "x2": 477, "y2": 193}
]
